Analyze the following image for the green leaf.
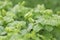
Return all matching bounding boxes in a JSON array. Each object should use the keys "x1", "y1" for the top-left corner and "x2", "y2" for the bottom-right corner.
[
  {"x1": 45, "y1": 25, "x2": 53, "y2": 32},
  {"x1": 33, "y1": 24, "x2": 43, "y2": 32}
]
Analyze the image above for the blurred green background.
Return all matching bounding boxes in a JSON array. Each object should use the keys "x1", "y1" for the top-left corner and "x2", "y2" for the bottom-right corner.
[
  {"x1": 1, "y1": 0, "x2": 60, "y2": 11},
  {"x1": 11, "y1": 0, "x2": 60, "y2": 11}
]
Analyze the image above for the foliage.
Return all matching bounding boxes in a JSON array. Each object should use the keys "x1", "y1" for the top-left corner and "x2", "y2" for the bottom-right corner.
[{"x1": 0, "y1": 0, "x2": 60, "y2": 40}]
